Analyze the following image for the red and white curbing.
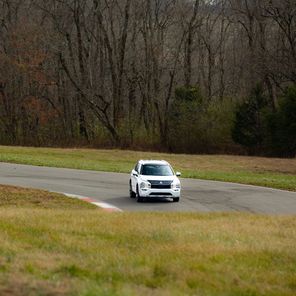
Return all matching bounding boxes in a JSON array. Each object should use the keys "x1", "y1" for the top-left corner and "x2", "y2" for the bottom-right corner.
[{"x1": 62, "y1": 193, "x2": 123, "y2": 212}]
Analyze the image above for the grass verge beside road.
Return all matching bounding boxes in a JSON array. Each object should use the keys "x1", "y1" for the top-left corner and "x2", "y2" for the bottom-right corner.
[
  {"x1": 0, "y1": 185, "x2": 295, "y2": 295},
  {"x1": 0, "y1": 184, "x2": 95, "y2": 210},
  {"x1": 0, "y1": 146, "x2": 295, "y2": 191}
]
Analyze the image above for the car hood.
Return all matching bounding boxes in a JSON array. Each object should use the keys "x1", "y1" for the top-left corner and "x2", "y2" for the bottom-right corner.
[{"x1": 139, "y1": 175, "x2": 178, "y2": 182}]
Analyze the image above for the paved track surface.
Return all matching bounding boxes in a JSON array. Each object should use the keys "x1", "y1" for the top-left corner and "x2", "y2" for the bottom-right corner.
[{"x1": 0, "y1": 162, "x2": 295, "y2": 214}]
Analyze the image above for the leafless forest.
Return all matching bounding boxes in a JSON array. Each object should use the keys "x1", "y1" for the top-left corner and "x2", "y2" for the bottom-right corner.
[{"x1": 0, "y1": 0, "x2": 295, "y2": 155}]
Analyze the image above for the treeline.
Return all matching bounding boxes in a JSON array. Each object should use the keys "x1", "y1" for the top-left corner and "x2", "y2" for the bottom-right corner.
[{"x1": 0, "y1": 0, "x2": 295, "y2": 156}]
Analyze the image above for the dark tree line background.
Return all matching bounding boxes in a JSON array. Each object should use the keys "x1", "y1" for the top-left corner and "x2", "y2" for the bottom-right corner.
[{"x1": 0, "y1": 0, "x2": 295, "y2": 156}]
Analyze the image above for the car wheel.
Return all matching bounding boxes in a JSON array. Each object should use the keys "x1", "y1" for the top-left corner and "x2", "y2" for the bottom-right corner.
[
  {"x1": 173, "y1": 197, "x2": 179, "y2": 202},
  {"x1": 136, "y1": 185, "x2": 144, "y2": 203},
  {"x1": 129, "y1": 181, "x2": 136, "y2": 198}
]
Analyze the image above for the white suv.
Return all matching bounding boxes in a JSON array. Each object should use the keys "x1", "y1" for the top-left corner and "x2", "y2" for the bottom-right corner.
[{"x1": 129, "y1": 160, "x2": 181, "y2": 203}]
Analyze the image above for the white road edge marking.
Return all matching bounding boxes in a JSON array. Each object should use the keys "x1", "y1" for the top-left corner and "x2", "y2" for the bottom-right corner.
[{"x1": 54, "y1": 192, "x2": 123, "y2": 212}]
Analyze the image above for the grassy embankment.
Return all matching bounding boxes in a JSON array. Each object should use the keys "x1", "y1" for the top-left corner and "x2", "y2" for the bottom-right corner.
[
  {"x1": 0, "y1": 185, "x2": 296, "y2": 295},
  {"x1": 0, "y1": 146, "x2": 295, "y2": 191}
]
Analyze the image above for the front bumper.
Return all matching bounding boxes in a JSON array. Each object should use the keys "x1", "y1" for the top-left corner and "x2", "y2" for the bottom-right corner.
[{"x1": 139, "y1": 188, "x2": 181, "y2": 198}]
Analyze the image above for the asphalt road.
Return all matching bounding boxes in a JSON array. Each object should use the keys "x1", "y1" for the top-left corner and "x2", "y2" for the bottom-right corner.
[{"x1": 0, "y1": 162, "x2": 295, "y2": 214}]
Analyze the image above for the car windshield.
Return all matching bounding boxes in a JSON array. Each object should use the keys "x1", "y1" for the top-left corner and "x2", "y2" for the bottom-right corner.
[{"x1": 140, "y1": 164, "x2": 174, "y2": 176}]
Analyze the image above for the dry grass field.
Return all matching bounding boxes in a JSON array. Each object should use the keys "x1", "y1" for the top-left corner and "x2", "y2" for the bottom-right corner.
[
  {"x1": 0, "y1": 185, "x2": 295, "y2": 295},
  {"x1": 0, "y1": 185, "x2": 95, "y2": 209},
  {"x1": 0, "y1": 146, "x2": 295, "y2": 191}
]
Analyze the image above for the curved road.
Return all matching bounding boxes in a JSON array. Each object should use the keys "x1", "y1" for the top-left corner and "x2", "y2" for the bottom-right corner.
[{"x1": 0, "y1": 162, "x2": 295, "y2": 214}]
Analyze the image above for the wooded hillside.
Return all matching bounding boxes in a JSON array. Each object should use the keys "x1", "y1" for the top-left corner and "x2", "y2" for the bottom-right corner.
[{"x1": 0, "y1": 0, "x2": 295, "y2": 156}]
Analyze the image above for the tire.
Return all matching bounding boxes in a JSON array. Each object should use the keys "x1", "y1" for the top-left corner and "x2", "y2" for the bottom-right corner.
[
  {"x1": 129, "y1": 181, "x2": 136, "y2": 198},
  {"x1": 136, "y1": 186, "x2": 144, "y2": 203},
  {"x1": 173, "y1": 197, "x2": 180, "y2": 203}
]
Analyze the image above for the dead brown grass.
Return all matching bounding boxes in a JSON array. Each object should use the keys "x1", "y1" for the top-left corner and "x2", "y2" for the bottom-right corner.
[
  {"x1": 0, "y1": 185, "x2": 95, "y2": 209},
  {"x1": 0, "y1": 276, "x2": 70, "y2": 296}
]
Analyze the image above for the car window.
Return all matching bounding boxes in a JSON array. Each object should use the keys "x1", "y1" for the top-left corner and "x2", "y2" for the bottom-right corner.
[
  {"x1": 135, "y1": 163, "x2": 140, "y2": 173},
  {"x1": 140, "y1": 164, "x2": 173, "y2": 176}
]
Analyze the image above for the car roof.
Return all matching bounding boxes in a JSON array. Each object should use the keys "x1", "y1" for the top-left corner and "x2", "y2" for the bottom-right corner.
[{"x1": 139, "y1": 160, "x2": 169, "y2": 165}]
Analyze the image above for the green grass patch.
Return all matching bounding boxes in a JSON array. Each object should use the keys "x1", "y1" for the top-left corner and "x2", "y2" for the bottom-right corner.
[
  {"x1": 0, "y1": 186, "x2": 295, "y2": 295},
  {"x1": 0, "y1": 146, "x2": 295, "y2": 191}
]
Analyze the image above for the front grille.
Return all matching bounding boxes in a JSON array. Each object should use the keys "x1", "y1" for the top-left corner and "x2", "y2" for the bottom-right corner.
[
  {"x1": 149, "y1": 192, "x2": 172, "y2": 196},
  {"x1": 148, "y1": 180, "x2": 173, "y2": 189}
]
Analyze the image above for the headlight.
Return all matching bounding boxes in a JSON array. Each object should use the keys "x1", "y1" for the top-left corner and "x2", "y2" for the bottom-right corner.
[
  {"x1": 171, "y1": 183, "x2": 181, "y2": 189},
  {"x1": 140, "y1": 182, "x2": 151, "y2": 189}
]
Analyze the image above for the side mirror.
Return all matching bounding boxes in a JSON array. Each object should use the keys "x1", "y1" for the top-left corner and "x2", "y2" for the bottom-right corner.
[
  {"x1": 176, "y1": 172, "x2": 181, "y2": 177},
  {"x1": 132, "y1": 170, "x2": 138, "y2": 177}
]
